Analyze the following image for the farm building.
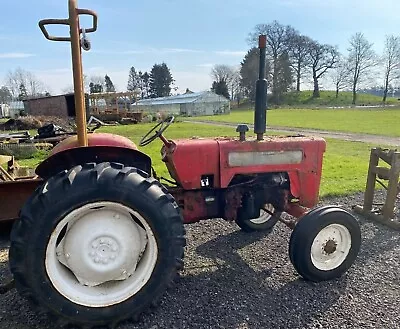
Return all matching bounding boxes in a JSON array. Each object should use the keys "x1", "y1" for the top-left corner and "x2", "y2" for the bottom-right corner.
[
  {"x1": 134, "y1": 91, "x2": 230, "y2": 116},
  {"x1": 22, "y1": 93, "x2": 89, "y2": 118}
]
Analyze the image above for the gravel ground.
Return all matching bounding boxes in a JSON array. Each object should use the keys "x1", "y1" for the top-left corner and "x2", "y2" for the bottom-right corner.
[{"x1": 0, "y1": 191, "x2": 399, "y2": 329}]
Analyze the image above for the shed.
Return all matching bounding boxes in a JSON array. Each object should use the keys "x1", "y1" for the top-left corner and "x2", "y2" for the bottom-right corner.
[
  {"x1": 134, "y1": 91, "x2": 230, "y2": 116},
  {"x1": 23, "y1": 93, "x2": 89, "y2": 118}
]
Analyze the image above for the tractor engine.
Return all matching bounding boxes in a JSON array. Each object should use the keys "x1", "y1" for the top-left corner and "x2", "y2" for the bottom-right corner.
[{"x1": 162, "y1": 134, "x2": 326, "y2": 224}]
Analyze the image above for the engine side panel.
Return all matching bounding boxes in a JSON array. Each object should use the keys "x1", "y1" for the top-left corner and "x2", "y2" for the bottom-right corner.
[{"x1": 218, "y1": 136, "x2": 326, "y2": 208}]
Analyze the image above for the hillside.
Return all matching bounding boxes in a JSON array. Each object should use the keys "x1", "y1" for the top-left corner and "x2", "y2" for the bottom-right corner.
[{"x1": 232, "y1": 90, "x2": 400, "y2": 109}]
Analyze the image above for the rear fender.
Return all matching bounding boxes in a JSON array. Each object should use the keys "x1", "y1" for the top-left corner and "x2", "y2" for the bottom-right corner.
[{"x1": 36, "y1": 146, "x2": 151, "y2": 180}]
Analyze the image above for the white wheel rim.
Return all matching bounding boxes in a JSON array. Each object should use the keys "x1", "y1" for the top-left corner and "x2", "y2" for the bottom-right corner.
[
  {"x1": 249, "y1": 204, "x2": 274, "y2": 224},
  {"x1": 45, "y1": 201, "x2": 158, "y2": 307},
  {"x1": 310, "y1": 223, "x2": 352, "y2": 271}
]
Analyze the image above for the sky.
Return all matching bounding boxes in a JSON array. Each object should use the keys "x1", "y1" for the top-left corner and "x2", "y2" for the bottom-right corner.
[{"x1": 1, "y1": 0, "x2": 400, "y2": 95}]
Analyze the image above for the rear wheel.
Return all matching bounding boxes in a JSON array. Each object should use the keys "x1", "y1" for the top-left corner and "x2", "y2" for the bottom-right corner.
[
  {"x1": 289, "y1": 206, "x2": 361, "y2": 282},
  {"x1": 236, "y1": 203, "x2": 280, "y2": 232},
  {"x1": 9, "y1": 162, "x2": 185, "y2": 328}
]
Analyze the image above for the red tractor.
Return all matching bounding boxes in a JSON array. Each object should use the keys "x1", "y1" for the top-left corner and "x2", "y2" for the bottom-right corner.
[{"x1": 4, "y1": 1, "x2": 361, "y2": 328}]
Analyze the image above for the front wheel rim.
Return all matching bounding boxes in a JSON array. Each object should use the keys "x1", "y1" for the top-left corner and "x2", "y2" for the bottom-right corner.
[
  {"x1": 249, "y1": 204, "x2": 275, "y2": 225},
  {"x1": 45, "y1": 201, "x2": 158, "y2": 307},
  {"x1": 310, "y1": 223, "x2": 352, "y2": 271}
]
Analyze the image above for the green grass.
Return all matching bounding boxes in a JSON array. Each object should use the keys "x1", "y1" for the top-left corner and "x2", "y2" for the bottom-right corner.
[
  {"x1": 17, "y1": 122, "x2": 384, "y2": 198},
  {"x1": 280, "y1": 90, "x2": 399, "y2": 106},
  {"x1": 189, "y1": 107, "x2": 400, "y2": 137}
]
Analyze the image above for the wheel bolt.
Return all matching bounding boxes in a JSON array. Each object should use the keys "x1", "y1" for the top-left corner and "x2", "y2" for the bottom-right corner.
[
  {"x1": 114, "y1": 214, "x2": 120, "y2": 219},
  {"x1": 94, "y1": 257, "x2": 100, "y2": 263}
]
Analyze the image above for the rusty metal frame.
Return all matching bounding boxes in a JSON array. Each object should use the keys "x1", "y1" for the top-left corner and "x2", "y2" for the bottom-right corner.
[
  {"x1": 354, "y1": 148, "x2": 400, "y2": 229},
  {"x1": 38, "y1": 0, "x2": 98, "y2": 147}
]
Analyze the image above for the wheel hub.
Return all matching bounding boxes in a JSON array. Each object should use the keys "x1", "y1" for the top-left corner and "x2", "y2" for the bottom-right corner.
[
  {"x1": 89, "y1": 236, "x2": 119, "y2": 264},
  {"x1": 323, "y1": 239, "x2": 337, "y2": 254},
  {"x1": 56, "y1": 207, "x2": 148, "y2": 287}
]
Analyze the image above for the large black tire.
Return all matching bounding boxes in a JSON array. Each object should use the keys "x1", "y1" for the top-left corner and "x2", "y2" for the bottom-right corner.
[
  {"x1": 235, "y1": 204, "x2": 280, "y2": 232},
  {"x1": 289, "y1": 206, "x2": 361, "y2": 282},
  {"x1": 9, "y1": 162, "x2": 186, "y2": 328}
]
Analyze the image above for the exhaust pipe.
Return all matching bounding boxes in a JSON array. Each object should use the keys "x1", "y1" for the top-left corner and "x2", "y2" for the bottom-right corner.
[{"x1": 254, "y1": 34, "x2": 267, "y2": 141}]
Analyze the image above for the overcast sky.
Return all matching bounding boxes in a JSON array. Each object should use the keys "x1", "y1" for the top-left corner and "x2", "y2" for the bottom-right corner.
[{"x1": 1, "y1": 0, "x2": 399, "y2": 95}]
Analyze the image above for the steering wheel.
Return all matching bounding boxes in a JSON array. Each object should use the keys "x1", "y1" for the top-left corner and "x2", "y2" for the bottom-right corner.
[{"x1": 139, "y1": 116, "x2": 175, "y2": 147}]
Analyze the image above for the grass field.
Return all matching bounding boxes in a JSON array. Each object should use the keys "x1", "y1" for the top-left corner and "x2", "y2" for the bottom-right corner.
[
  {"x1": 279, "y1": 90, "x2": 399, "y2": 106},
  {"x1": 16, "y1": 122, "x2": 384, "y2": 198},
  {"x1": 189, "y1": 107, "x2": 400, "y2": 137}
]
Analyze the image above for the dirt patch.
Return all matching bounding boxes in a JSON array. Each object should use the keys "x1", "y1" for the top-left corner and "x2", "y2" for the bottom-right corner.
[{"x1": 0, "y1": 116, "x2": 73, "y2": 132}]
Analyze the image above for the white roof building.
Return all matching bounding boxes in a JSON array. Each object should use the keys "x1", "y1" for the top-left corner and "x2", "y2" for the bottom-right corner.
[{"x1": 134, "y1": 91, "x2": 230, "y2": 116}]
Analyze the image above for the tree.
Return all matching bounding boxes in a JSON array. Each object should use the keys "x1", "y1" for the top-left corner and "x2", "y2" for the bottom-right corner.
[
  {"x1": 6, "y1": 67, "x2": 45, "y2": 99},
  {"x1": 347, "y1": 32, "x2": 377, "y2": 105},
  {"x1": 149, "y1": 63, "x2": 174, "y2": 98},
  {"x1": 240, "y1": 47, "x2": 270, "y2": 101},
  {"x1": 248, "y1": 21, "x2": 296, "y2": 100},
  {"x1": 273, "y1": 51, "x2": 293, "y2": 104},
  {"x1": 211, "y1": 65, "x2": 236, "y2": 97},
  {"x1": 0, "y1": 86, "x2": 12, "y2": 104},
  {"x1": 89, "y1": 75, "x2": 104, "y2": 94},
  {"x1": 142, "y1": 72, "x2": 150, "y2": 99},
  {"x1": 104, "y1": 75, "x2": 115, "y2": 92},
  {"x1": 127, "y1": 66, "x2": 139, "y2": 92},
  {"x1": 89, "y1": 82, "x2": 103, "y2": 94},
  {"x1": 211, "y1": 80, "x2": 230, "y2": 99},
  {"x1": 330, "y1": 58, "x2": 351, "y2": 98},
  {"x1": 382, "y1": 35, "x2": 400, "y2": 102},
  {"x1": 307, "y1": 40, "x2": 339, "y2": 98},
  {"x1": 18, "y1": 83, "x2": 27, "y2": 100},
  {"x1": 288, "y1": 34, "x2": 312, "y2": 92}
]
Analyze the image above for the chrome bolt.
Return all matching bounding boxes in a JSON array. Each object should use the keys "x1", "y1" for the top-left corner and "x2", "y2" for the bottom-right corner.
[
  {"x1": 94, "y1": 257, "x2": 100, "y2": 263},
  {"x1": 65, "y1": 253, "x2": 70, "y2": 259},
  {"x1": 114, "y1": 213, "x2": 120, "y2": 219}
]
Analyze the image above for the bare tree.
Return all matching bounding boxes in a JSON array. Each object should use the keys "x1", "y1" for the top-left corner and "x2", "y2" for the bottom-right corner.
[
  {"x1": 288, "y1": 34, "x2": 312, "y2": 91},
  {"x1": 248, "y1": 21, "x2": 296, "y2": 98},
  {"x1": 330, "y1": 57, "x2": 351, "y2": 98},
  {"x1": 0, "y1": 86, "x2": 12, "y2": 104},
  {"x1": 6, "y1": 68, "x2": 46, "y2": 99},
  {"x1": 211, "y1": 65, "x2": 235, "y2": 83},
  {"x1": 307, "y1": 40, "x2": 339, "y2": 98},
  {"x1": 347, "y1": 32, "x2": 377, "y2": 105},
  {"x1": 382, "y1": 35, "x2": 400, "y2": 102}
]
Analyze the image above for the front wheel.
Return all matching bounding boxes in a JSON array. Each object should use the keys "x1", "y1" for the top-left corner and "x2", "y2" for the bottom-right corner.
[
  {"x1": 289, "y1": 206, "x2": 361, "y2": 282},
  {"x1": 236, "y1": 203, "x2": 280, "y2": 232},
  {"x1": 9, "y1": 162, "x2": 186, "y2": 328}
]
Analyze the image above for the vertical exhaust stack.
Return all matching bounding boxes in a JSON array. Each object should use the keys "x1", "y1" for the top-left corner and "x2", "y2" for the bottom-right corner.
[{"x1": 254, "y1": 34, "x2": 267, "y2": 141}]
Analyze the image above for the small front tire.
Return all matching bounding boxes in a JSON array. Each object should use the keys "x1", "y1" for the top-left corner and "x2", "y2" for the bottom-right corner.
[{"x1": 289, "y1": 206, "x2": 361, "y2": 282}]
